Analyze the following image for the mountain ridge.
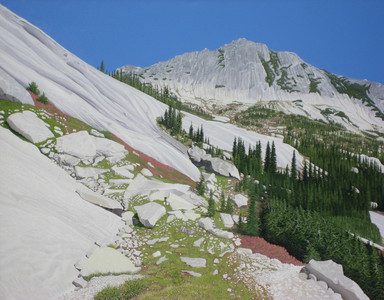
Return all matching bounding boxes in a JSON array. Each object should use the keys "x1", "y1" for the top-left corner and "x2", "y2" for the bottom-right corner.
[{"x1": 119, "y1": 38, "x2": 384, "y2": 133}]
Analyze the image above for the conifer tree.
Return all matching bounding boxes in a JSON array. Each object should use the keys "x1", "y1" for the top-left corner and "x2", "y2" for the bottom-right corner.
[
  {"x1": 270, "y1": 141, "x2": 277, "y2": 174},
  {"x1": 100, "y1": 60, "x2": 105, "y2": 73},
  {"x1": 220, "y1": 191, "x2": 226, "y2": 212},
  {"x1": 189, "y1": 123, "x2": 194, "y2": 140},
  {"x1": 255, "y1": 141, "x2": 262, "y2": 175},
  {"x1": 208, "y1": 191, "x2": 216, "y2": 217},
  {"x1": 197, "y1": 174, "x2": 206, "y2": 196},
  {"x1": 238, "y1": 213, "x2": 244, "y2": 233},
  {"x1": 225, "y1": 196, "x2": 234, "y2": 214},
  {"x1": 291, "y1": 150, "x2": 297, "y2": 180},
  {"x1": 245, "y1": 194, "x2": 259, "y2": 236},
  {"x1": 264, "y1": 142, "x2": 271, "y2": 173}
]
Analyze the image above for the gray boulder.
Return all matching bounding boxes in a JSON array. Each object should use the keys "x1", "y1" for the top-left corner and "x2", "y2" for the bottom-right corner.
[
  {"x1": 232, "y1": 194, "x2": 248, "y2": 208},
  {"x1": 7, "y1": 111, "x2": 54, "y2": 143},
  {"x1": 305, "y1": 260, "x2": 369, "y2": 300},
  {"x1": 76, "y1": 185, "x2": 123, "y2": 215},
  {"x1": 188, "y1": 145, "x2": 240, "y2": 180},
  {"x1": 198, "y1": 217, "x2": 234, "y2": 239},
  {"x1": 134, "y1": 202, "x2": 166, "y2": 228},
  {"x1": 75, "y1": 166, "x2": 109, "y2": 179},
  {"x1": 81, "y1": 247, "x2": 141, "y2": 276},
  {"x1": 220, "y1": 213, "x2": 234, "y2": 228},
  {"x1": 180, "y1": 257, "x2": 206, "y2": 268},
  {"x1": 56, "y1": 131, "x2": 96, "y2": 160}
]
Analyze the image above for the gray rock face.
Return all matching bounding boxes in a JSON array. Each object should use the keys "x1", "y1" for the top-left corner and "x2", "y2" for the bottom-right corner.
[
  {"x1": 220, "y1": 213, "x2": 234, "y2": 228},
  {"x1": 198, "y1": 217, "x2": 234, "y2": 239},
  {"x1": 305, "y1": 260, "x2": 369, "y2": 300},
  {"x1": 56, "y1": 131, "x2": 97, "y2": 160},
  {"x1": 182, "y1": 270, "x2": 202, "y2": 277},
  {"x1": 180, "y1": 257, "x2": 207, "y2": 268},
  {"x1": 75, "y1": 166, "x2": 109, "y2": 179},
  {"x1": 56, "y1": 131, "x2": 128, "y2": 164},
  {"x1": 7, "y1": 111, "x2": 54, "y2": 143},
  {"x1": 121, "y1": 211, "x2": 135, "y2": 226},
  {"x1": 232, "y1": 194, "x2": 248, "y2": 208},
  {"x1": 81, "y1": 247, "x2": 141, "y2": 276},
  {"x1": 76, "y1": 185, "x2": 123, "y2": 213},
  {"x1": 188, "y1": 145, "x2": 240, "y2": 180},
  {"x1": 134, "y1": 202, "x2": 166, "y2": 228},
  {"x1": 120, "y1": 38, "x2": 384, "y2": 133}
]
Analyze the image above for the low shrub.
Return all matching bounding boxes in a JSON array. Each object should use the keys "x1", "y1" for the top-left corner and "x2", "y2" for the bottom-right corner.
[
  {"x1": 94, "y1": 279, "x2": 148, "y2": 300},
  {"x1": 26, "y1": 81, "x2": 40, "y2": 95},
  {"x1": 94, "y1": 286, "x2": 121, "y2": 300},
  {"x1": 37, "y1": 92, "x2": 49, "y2": 104}
]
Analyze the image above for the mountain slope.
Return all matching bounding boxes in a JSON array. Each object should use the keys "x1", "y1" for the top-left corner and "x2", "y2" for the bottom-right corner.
[
  {"x1": 119, "y1": 38, "x2": 384, "y2": 133},
  {"x1": 0, "y1": 126, "x2": 123, "y2": 300},
  {"x1": 0, "y1": 5, "x2": 200, "y2": 181}
]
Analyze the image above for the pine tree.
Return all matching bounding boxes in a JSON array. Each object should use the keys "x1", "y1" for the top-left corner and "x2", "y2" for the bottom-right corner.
[
  {"x1": 189, "y1": 123, "x2": 194, "y2": 140},
  {"x1": 197, "y1": 174, "x2": 206, "y2": 196},
  {"x1": 270, "y1": 141, "x2": 277, "y2": 174},
  {"x1": 100, "y1": 60, "x2": 105, "y2": 73},
  {"x1": 225, "y1": 196, "x2": 234, "y2": 214},
  {"x1": 220, "y1": 191, "x2": 226, "y2": 212},
  {"x1": 255, "y1": 141, "x2": 262, "y2": 175},
  {"x1": 291, "y1": 150, "x2": 297, "y2": 180},
  {"x1": 303, "y1": 161, "x2": 308, "y2": 182},
  {"x1": 238, "y1": 213, "x2": 244, "y2": 233},
  {"x1": 245, "y1": 194, "x2": 259, "y2": 236},
  {"x1": 208, "y1": 191, "x2": 216, "y2": 217},
  {"x1": 264, "y1": 142, "x2": 271, "y2": 173}
]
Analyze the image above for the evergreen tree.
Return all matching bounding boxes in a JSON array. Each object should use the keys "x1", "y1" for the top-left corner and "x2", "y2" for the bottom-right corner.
[
  {"x1": 238, "y1": 213, "x2": 244, "y2": 233},
  {"x1": 270, "y1": 141, "x2": 277, "y2": 173},
  {"x1": 100, "y1": 60, "x2": 105, "y2": 73},
  {"x1": 220, "y1": 191, "x2": 226, "y2": 212},
  {"x1": 26, "y1": 81, "x2": 40, "y2": 95},
  {"x1": 255, "y1": 141, "x2": 262, "y2": 175},
  {"x1": 225, "y1": 196, "x2": 234, "y2": 214},
  {"x1": 197, "y1": 174, "x2": 206, "y2": 196},
  {"x1": 245, "y1": 194, "x2": 259, "y2": 236},
  {"x1": 264, "y1": 142, "x2": 271, "y2": 173},
  {"x1": 208, "y1": 191, "x2": 216, "y2": 217},
  {"x1": 189, "y1": 123, "x2": 194, "y2": 139},
  {"x1": 291, "y1": 150, "x2": 297, "y2": 180}
]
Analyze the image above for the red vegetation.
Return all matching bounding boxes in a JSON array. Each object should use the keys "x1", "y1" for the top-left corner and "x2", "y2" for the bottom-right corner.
[
  {"x1": 241, "y1": 236, "x2": 304, "y2": 266},
  {"x1": 111, "y1": 134, "x2": 195, "y2": 186}
]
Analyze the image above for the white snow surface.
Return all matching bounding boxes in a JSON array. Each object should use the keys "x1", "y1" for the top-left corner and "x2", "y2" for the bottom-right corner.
[{"x1": 0, "y1": 127, "x2": 123, "y2": 300}]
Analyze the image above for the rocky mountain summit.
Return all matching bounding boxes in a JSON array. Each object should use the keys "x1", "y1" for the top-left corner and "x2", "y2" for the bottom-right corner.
[{"x1": 120, "y1": 38, "x2": 384, "y2": 133}]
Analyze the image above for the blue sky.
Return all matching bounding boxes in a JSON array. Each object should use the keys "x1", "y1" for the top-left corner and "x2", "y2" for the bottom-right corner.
[{"x1": 2, "y1": 0, "x2": 384, "y2": 84}]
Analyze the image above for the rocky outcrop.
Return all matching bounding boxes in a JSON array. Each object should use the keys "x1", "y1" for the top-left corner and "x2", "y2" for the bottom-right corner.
[
  {"x1": 188, "y1": 145, "x2": 240, "y2": 180},
  {"x1": 220, "y1": 213, "x2": 234, "y2": 228},
  {"x1": 198, "y1": 217, "x2": 234, "y2": 239},
  {"x1": 134, "y1": 202, "x2": 166, "y2": 228},
  {"x1": 166, "y1": 193, "x2": 196, "y2": 210},
  {"x1": 81, "y1": 247, "x2": 141, "y2": 277},
  {"x1": 232, "y1": 194, "x2": 248, "y2": 208},
  {"x1": 303, "y1": 259, "x2": 369, "y2": 300},
  {"x1": 56, "y1": 131, "x2": 128, "y2": 164},
  {"x1": 180, "y1": 257, "x2": 206, "y2": 268},
  {"x1": 76, "y1": 185, "x2": 123, "y2": 215},
  {"x1": 7, "y1": 111, "x2": 54, "y2": 143}
]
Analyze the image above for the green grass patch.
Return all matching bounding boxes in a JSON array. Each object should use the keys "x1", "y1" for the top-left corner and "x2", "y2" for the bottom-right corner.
[{"x1": 94, "y1": 278, "x2": 148, "y2": 300}]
